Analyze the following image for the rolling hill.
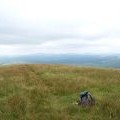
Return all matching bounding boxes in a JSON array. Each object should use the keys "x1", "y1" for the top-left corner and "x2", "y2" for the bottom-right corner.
[
  {"x1": 0, "y1": 64, "x2": 120, "y2": 120},
  {"x1": 0, "y1": 54, "x2": 120, "y2": 68}
]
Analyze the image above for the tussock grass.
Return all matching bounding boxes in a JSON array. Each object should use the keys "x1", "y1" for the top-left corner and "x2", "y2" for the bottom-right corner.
[{"x1": 0, "y1": 64, "x2": 120, "y2": 120}]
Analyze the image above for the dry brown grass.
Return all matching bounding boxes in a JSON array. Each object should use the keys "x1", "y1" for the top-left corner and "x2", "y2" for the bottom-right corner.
[{"x1": 0, "y1": 64, "x2": 120, "y2": 120}]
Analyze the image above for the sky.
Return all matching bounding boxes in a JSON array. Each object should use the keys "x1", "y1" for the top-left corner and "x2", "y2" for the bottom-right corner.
[{"x1": 0, "y1": 0, "x2": 120, "y2": 55}]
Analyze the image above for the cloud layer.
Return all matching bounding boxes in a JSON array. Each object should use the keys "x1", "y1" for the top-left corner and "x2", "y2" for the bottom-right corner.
[
  {"x1": 0, "y1": 38, "x2": 120, "y2": 55},
  {"x1": 0, "y1": 0, "x2": 120, "y2": 55}
]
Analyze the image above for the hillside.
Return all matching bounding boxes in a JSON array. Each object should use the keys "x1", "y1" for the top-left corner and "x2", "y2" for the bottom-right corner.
[
  {"x1": 0, "y1": 64, "x2": 120, "y2": 120},
  {"x1": 1, "y1": 54, "x2": 120, "y2": 68}
]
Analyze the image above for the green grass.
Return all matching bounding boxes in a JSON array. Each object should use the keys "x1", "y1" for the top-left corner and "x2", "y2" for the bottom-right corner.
[{"x1": 0, "y1": 64, "x2": 120, "y2": 120}]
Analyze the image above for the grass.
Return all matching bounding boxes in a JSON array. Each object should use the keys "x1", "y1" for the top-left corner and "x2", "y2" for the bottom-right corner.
[{"x1": 0, "y1": 64, "x2": 120, "y2": 120}]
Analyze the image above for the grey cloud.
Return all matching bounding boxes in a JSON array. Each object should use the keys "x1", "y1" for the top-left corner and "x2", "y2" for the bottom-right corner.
[
  {"x1": 0, "y1": 22, "x2": 110, "y2": 45},
  {"x1": 0, "y1": 6, "x2": 119, "y2": 45}
]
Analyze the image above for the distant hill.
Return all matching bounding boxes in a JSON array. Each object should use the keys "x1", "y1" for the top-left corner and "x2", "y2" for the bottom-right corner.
[
  {"x1": 0, "y1": 54, "x2": 120, "y2": 68},
  {"x1": 0, "y1": 64, "x2": 120, "y2": 120}
]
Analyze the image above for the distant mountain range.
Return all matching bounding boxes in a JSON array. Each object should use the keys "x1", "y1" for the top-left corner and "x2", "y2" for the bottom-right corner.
[{"x1": 0, "y1": 54, "x2": 120, "y2": 68}]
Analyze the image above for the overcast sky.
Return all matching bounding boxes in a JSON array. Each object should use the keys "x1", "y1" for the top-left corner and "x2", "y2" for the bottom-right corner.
[{"x1": 0, "y1": 0, "x2": 120, "y2": 55}]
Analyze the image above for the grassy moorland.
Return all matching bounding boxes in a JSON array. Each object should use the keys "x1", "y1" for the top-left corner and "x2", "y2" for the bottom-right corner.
[{"x1": 0, "y1": 64, "x2": 120, "y2": 120}]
